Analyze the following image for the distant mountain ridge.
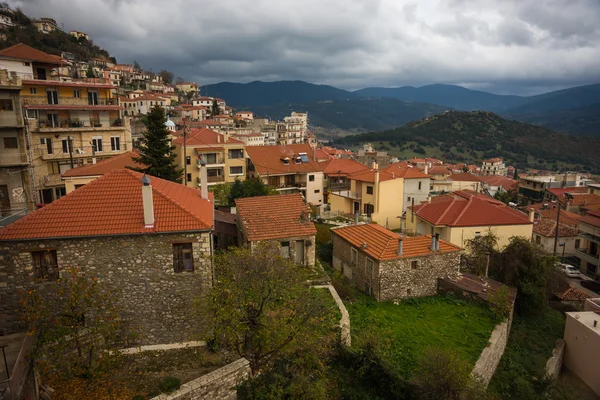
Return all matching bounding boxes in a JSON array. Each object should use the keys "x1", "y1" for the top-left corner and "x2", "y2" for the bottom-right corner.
[{"x1": 202, "y1": 80, "x2": 600, "y2": 137}]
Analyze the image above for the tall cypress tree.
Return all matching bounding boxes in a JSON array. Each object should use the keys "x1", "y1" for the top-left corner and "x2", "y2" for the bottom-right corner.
[
  {"x1": 211, "y1": 99, "x2": 220, "y2": 116},
  {"x1": 131, "y1": 106, "x2": 183, "y2": 183}
]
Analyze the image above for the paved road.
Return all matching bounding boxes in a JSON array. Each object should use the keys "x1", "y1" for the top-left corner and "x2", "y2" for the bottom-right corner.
[{"x1": 566, "y1": 275, "x2": 600, "y2": 298}]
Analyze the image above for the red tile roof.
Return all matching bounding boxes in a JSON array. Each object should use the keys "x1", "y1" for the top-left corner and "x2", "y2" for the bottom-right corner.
[
  {"x1": 547, "y1": 187, "x2": 589, "y2": 198},
  {"x1": 332, "y1": 223, "x2": 462, "y2": 260},
  {"x1": 484, "y1": 158, "x2": 503, "y2": 163},
  {"x1": 412, "y1": 193, "x2": 531, "y2": 227},
  {"x1": 565, "y1": 194, "x2": 600, "y2": 207},
  {"x1": 347, "y1": 167, "x2": 398, "y2": 183},
  {"x1": 235, "y1": 194, "x2": 316, "y2": 241},
  {"x1": 0, "y1": 43, "x2": 63, "y2": 64},
  {"x1": 323, "y1": 158, "x2": 370, "y2": 177},
  {"x1": 533, "y1": 218, "x2": 578, "y2": 237},
  {"x1": 172, "y1": 128, "x2": 243, "y2": 146},
  {"x1": 246, "y1": 144, "x2": 323, "y2": 175},
  {"x1": 383, "y1": 163, "x2": 430, "y2": 179},
  {"x1": 62, "y1": 151, "x2": 143, "y2": 178},
  {"x1": 479, "y1": 175, "x2": 518, "y2": 192},
  {"x1": 529, "y1": 203, "x2": 580, "y2": 226},
  {"x1": 449, "y1": 172, "x2": 482, "y2": 182},
  {"x1": 0, "y1": 169, "x2": 213, "y2": 240},
  {"x1": 428, "y1": 166, "x2": 452, "y2": 175},
  {"x1": 192, "y1": 119, "x2": 227, "y2": 126},
  {"x1": 580, "y1": 212, "x2": 600, "y2": 228}
]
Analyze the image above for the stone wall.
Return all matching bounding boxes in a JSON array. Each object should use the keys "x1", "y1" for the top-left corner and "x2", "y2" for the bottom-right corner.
[
  {"x1": 151, "y1": 358, "x2": 250, "y2": 400},
  {"x1": 471, "y1": 313, "x2": 512, "y2": 387},
  {"x1": 0, "y1": 232, "x2": 212, "y2": 344},
  {"x1": 249, "y1": 235, "x2": 316, "y2": 267},
  {"x1": 545, "y1": 339, "x2": 565, "y2": 380},
  {"x1": 332, "y1": 233, "x2": 462, "y2": 301}
]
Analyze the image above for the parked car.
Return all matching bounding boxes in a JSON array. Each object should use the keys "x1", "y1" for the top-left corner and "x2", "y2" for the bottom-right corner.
[
  {"x1": 555, "y1": 263, "x2": 581, "y2": 278},
  {"x1": 581, "y1": 279, "x2": 600, "y2": 294}
]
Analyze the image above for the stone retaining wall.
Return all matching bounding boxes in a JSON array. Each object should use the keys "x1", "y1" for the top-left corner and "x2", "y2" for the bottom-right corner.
[
  {"x1": 471, "y1": 314, "x2": 512, "y2": 386},
  {"x1": 151, "y1": 358, "x2": 250, "y2": 400},
  {"x1": 544, "y1": 339, "x2": 565, "y2": 380},
  {"x1": 313, "y1": 284, "x2": 351, "y2": 346}
]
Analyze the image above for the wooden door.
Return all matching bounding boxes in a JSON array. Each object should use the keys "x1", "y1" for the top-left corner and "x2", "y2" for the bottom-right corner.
[{"x1": 295, "y1": 240, "x2": 304, "y2": 264}]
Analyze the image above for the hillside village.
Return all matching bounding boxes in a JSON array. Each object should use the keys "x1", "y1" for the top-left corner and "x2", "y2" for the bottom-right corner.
[{"x1": 0, "y1": 5, "x2": 600, "y2": 400}]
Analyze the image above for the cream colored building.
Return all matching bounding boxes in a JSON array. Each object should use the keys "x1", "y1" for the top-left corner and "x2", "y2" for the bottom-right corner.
[
  {"x1": 563, "y1": 311, "x2": 600, "y2": 396},
  {"x1": 172, "y1": 128, "x2": 246, "y2": 188},
  {"x1": 406, "y1": 191, "x2": 533, "y2": 249},
  {"x1": 481, "y1": 157, "x2": 507, "y2": 176}
]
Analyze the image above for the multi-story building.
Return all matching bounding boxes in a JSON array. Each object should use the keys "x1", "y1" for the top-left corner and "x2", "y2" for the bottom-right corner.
[
  {"x1": 519, "y1": 173, "x2": 586, "y2": 205},
  {"x1": 383, "y1": 163, "x2": 431, "y2": 213},
  {"x1": 172, "y1": 104, "x2": 208, "y2": 121},
  {"x1": 175, "y1": 82, "x2": 199, "y2": 95},
  {"x1": 0, "y1": 44, "x2": 132, "y2": 204},
  {"x1": 69, "y1": 30, "x2": 89, "y2": 41},
  {"x1": 246, "y1": 144, "x2": 324, "y2": 206},
  {"x1": 230, "y1": 133, "x2": 264, "y2": 146},
  {"x1": 172, "y1": 128, "x2": 246, "y2": 188},
  {"x1": 0, "y1": 69, "x2": 35, "y2": 222},
  {"x1": 481, "y1": 157, "x2": 507, "y2": 176},
  {"x1": 32, "y1": 17, "x2": 59, "y2": 34},
  {"x1": 577, "y1": 210, "x2": 600, "y2": 278}
]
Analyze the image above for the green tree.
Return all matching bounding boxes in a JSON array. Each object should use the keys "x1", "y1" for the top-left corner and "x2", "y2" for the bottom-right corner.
[
  {"x1": 488, "y1": 285, "x2": 512, "y2": 320},
  {"x1": 133, "y1": 60, "x2": 141, "y2": 71},
  {"x1": 22, "y1": 266, "x2": 134, "y2": 379},
  {"x1": 211, "y1": 183, "x2": 232, "y2": 207},
  {"x1": 211, "y1": 98, "x2": 220, "y2": 116},
  {"x1": 131, "y1": 106, "x2": 183, "y2": 183},
  {"x1": 494, "y1": 189, "x2": 518, "y2": 205},
  {"x1": 86, "y1": 68, "x2": 95, "y2": 78},
  {"x1": 158, "y1": 69, "x2": 174, "y2": 84},
  {"x1": 513, "y1": 168, "x2": 519, "y2": 180},
  {"x1": 196, "y1": 243, "x2": 331, "y2": 375},
  {"x1": 228, "y1": 178, "x2": 277, "y2": 205}
]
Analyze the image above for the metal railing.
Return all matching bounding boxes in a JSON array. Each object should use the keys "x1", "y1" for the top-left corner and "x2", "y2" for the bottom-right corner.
[
  {"x1": 34, "y1": 118, "x2": 123, "y2": 129},
  {"x1": 0, "y1": 209, "x2": 29, "y2": 228}
]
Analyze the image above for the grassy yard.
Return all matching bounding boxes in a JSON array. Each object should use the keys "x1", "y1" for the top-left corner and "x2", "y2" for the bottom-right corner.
[
  {"x1": 347, "y1": 294, "x2": 498, "y2": 379},
  {"x1": 315, "y1": 222, "x2": 335, "y2": 245}
]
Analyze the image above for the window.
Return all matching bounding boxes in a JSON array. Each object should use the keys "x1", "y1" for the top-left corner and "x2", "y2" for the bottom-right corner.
[
  {"x1": 314, "y1": 189, "x2": 320, "y2": 194},
  {"x1": 46, "y1": 89, "x2": 58, "y2": 105},
  {"x1": 88, "y1": 90, "x2": 98, "y2": 105},
  {"x1": 364, "y1": 203, "x2": 374, "y2": 217},
  {"x1": 575, "y1": 239, "x2": 581, "y2": 249},
  {"x1": 351, "y1": 248, "x2": 358, "y2": 265},
  {"x1": 62, "y1": 139, "x2": 71, "y2": 154},
  {"x1": 366, "y1": 186, "x2": 373, "y2": 195},
  {"x1": 411, "y1": 260, "x2": 418, "y2": 270},
  {"x1": 228, "y1": 149, "x2": 244, "y2": 159},
  {"x1": 55, "y1": 187, "x2": 66, "y2": 199},
  {"x1": 43, "y1": 138, "x2": 53, "y2": 154},
  {"x1": 407, "y1": 196, "x2": 411, "y2": 202},
  {"x1": 31, "y1": 250, "x2": 59, "y2": 280},
  {"x1": 110, "y1": 136, "x2": 120, "y2": 151},
  {"x1": 0, "y1": 98, "x2": 12, "y2": 112},
  {"x1": 92, "y1": 137, "x2": 103, "y2": 152},
  {"x1": 280, "y1": 241, "x2": 290, "y2": 258},
  {"x1": 73, "y1": 89, "x2": 81, "y2": 98},
  {"x1": 366, "y1": 258, "x2": 373, "y2": 277},
  {"x1": 187, "y1": 173, "x2": 192, "y2": 182},
  {"x1": 309, "y1": 175, "x2": 315, "y2": 182},
  {"x1": 24, "y1": 62, "x2": 31, "y2": 66},
  {"x1": 29, "y1": 87, "x2": 37, "y2": 94},
  {"x1": 229, "y1": 166, "x2": 243, "y2": 175},
  {"x1": 186, "y1": 156, "x2": 191, "y2": 165},
  {"x1": 3, "y1": 137, "x2": 17, "y2": 149},
  {"x1": 475, "y1": 231, "x2": 481, "y2": 237},
  {"x1": 418, "y1": 181, "x2": 422, "y2": 190},
  {"x1": 173, "y1": 243, "x2": 194, "y2": 273}
]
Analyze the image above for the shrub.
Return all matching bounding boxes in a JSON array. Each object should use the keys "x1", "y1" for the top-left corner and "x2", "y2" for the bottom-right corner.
[
  {"x1": 159, "y1": 376, "x2": 181, "y2": 393},
  {"x1": 489, "y1": 285, "x2": 512, "y2": 320}
]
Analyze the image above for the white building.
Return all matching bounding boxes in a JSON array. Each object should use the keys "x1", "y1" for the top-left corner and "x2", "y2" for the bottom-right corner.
[{"x1": 481, "y1": 158, "x2": 507, "y2": 176}]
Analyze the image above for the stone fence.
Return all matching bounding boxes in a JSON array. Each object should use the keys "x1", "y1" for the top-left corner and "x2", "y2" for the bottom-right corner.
[
  {"x1": 471, "y1": 314, "x2": 512, "y2": 387},
  {"x1": 544, "y1": 339, "x2": 565, "y2": 380},
  {"x1": 312, "y1": 284, "x2": 351, "y2": 346},
  {"x1": 151, "y1": 358, "x2": 250, "y2": 400}
]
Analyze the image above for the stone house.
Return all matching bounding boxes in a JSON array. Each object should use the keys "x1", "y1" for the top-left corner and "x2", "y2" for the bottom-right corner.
[
  {"x1": 235, "y1": 194, "x2": 316, "y2": 266},
  {"x1": 0, "y1": 168, "x2": 214, "y2": 344},
  {"x1": 331, "y1": 223, "x2": 463, "y2": 301}
]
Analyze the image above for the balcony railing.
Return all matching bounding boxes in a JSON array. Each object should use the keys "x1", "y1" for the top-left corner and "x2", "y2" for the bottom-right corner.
[
  {"x1": 579, "y1": 232, "x2": 600, "y2": 245},
  {"x1": 0, "y1": 113, "x2": 24, "y2": 127},
  {"x1": 32, "y1": 118, "x2": 124, "y2": 130},
  {"x1": 21, "y1": 96, "x2": 118, "y2": 106},
  {"x1": 197, "y1": 157, "x2": 224, "y2": 167},
  {"x1": 197, "y1": 176, "x2": 225, "y2": 184},
  {"x1": 330, "y1": 190, "x2": 362, "y2": 200},
  {"x1": 44, "y1": 173, "x2": 63, "y2": 186},
  {"x1": 575, "y1": 248, "x2": 600, "y2": 267}
]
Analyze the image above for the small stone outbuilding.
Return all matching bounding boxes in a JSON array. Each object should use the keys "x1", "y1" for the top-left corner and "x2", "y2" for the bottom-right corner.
[
  {"x1": 235, "y1": 194, "x2": 316, "y2": 266},
  {"x1": 0, "y1": 169, "x2": 214, "y2": 344},
  {"x1": 332, "y1": 223, "x2": 463, "y2": 301}
]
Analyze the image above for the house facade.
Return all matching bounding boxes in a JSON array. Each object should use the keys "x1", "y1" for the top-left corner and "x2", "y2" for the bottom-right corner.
[
  {"x1": 0, "y1": 169, "x2": 214, "y2": 344},
  {"x1": 577, "y1": 210, "x2": 600, "y2": 278},
  {"x1": 481, "y1": 158, "x2": 506, "y2": 176},
  {"x1": 332, "y1": 223, "x2": 463, "y2": 301},
  {"x1": 383, "y1": 163, "x2": 431, "y2": 212},
  {"x1": 563, "y1": 311, "x2": 600, "y2": 396},
  {"x1": 236, "y1": 194, "x2": 316, "y2": 266}
]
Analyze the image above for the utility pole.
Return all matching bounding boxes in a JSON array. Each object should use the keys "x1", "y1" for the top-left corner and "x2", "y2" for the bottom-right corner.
[
  {"x1": 68, "y1": 135, "x2": 74, "y2": 169},
  {"x1": 183, "y1": 118, "x2": 188, "y2": 186},
  {"x1": 553, "y1": 197, "x2": 561, "y2": 257}
]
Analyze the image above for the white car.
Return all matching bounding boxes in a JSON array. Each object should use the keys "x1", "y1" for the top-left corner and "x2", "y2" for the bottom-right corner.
[{"x1": 556, "y1": 263, "x2": 581, "y2": 278}]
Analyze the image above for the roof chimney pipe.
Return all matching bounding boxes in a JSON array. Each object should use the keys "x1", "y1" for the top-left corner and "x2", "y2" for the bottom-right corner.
[
  {"x1": 430, "y1": 234, "x2": 436, "y2": 252},
  {"x1": 528, "y1": 208, "x2": 535, "y2": 222},
  {"x1": 141, "y1": 175, "x2": 155, "y2": 228},
  {"x1": 435, "y1": 233, "x2": 440, "y2": 251},
  {"x1": 397, "y1": 238, "x2": 403, "y2": 256},
  {"x1": 198, "y1": 157, "x2": 208, "y2": 200}
]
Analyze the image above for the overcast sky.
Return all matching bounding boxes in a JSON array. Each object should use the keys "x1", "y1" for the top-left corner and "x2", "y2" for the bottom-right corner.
[{"x1": 10, "y1": 0, "x2": 600, "y2": 95}]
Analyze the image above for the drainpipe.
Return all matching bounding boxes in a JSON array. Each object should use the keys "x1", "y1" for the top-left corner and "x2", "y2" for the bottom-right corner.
[{"x1": 373, "y1": 162, "x2": 380, "y2": 214}]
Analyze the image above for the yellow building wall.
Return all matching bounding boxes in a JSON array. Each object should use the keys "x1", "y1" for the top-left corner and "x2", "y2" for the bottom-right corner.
[
  {"x1": 371, "y1": 179, "x2": 403, "y2": 230},
  {"x1": 21, "y1": 85, "x2": 113, "y2": 100},
  {"x1": 64, "y1": 176, "x2": 97, "y2": 193},
  {"x1": 173, "y1": 143, "x2": 247, "y2": 186},
  {"x1": 448, "y1": 224, "x2": 533, "y2": 250},
  {"x1": 329, "y1": 193, "x2": 353, "y2": 214}
]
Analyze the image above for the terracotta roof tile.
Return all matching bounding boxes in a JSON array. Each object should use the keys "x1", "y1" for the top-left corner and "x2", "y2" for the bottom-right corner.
[
  {"x1": 0, "y1": 169, "x2": 213, "y2": 240},
  {"x1": 62, "y1": 151, "x2": 143, "y2": 178},
  {"x1": 323, "y1": 158, "x2": 370, "y2": 177},
  {"x1": 580, "y1": 213, "x2": 600, "y2": 228},
  {"x1": 533, "y1": 219, "x2": 578, "y2": 237},
  {"x1": 449, "y1": 172, "x2": 482, "y2": 182},
  {"x1": 547, "y1": 187, "x2": 589, "y2": 198},
  {"x1": 383, "y1": 163, "x2": 430, "y2": 179},
  {"x1": 479, "y1": 175, "x2": 518, "y2": 192},
  {"x1": 246, "y1": 144, "x2": 323, "y2": 176},
  {"x1": 0, "y1": 43, "x2": 63, "y2": 64},
  {"x1": 235, "y1": 194, "x2": 316, "y2": 241},
  {"x1": 412, "y1": 194, "x2": 531, "y2": 227},
  {"x1": 428, "y1": 166, "x2": 452, "y2": 175},
  {"x1": 172, "y1": 128, "x2": 243, "y2": 146},
  {"x1": 332, "y1": 223, "x2": 462, "y2": 261}
]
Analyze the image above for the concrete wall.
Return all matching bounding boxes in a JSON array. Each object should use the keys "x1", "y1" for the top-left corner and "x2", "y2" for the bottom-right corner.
[
  {"x1": 0, "y1": 232, "x2": 212, "y2": 344},
  {"x1": 544, "y1": 339, "x2": 565, "y2": 380},
  {"x1": 403, "y1": 178, "x2": 430, "y2": 212},
  {"x1": 472, "y1": 314, "x2": 512, "y2": 387},
  {"x1": 306, "y1": 172, "x2": 324, "y2": 206},
  {"x1": 151, "y1": 358, "x2": 251, "y2": 400},
  {"x1": 563, "y1": 312, "x2": 600, "y2": 396},
  {"x1": 372, "y1": 179, "x2": 403, "y2": 230},
  {"x1": 536, "y1": 234, "x2": 577, "y2": 257},
  {"x1": 246, "y1": 236, "x2": 316, "y2": 267}
]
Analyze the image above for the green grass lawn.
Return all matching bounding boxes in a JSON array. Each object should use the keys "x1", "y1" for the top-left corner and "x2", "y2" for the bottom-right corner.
[
  {"x1": 347, "y1": 294, "x2": 498, "y2": 379},
  {"x1": 488, "y1": 307, "x2": 567, "y2": 399}
]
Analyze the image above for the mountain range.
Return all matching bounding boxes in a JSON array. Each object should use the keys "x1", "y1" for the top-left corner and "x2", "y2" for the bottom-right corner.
[{"x1": 203, "y1": 81, "x2": 600, "y2": 137}]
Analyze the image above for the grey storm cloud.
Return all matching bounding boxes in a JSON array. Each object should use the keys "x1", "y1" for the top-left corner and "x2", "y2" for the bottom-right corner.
[{"x1": 8, "y1": 0, "x2": 600, "y2": 95}]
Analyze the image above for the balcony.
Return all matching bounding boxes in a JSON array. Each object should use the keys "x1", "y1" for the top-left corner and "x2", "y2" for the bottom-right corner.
[
  {"x1": 0, "y1": 149, "x2": 28, "y2": 167},
  {"x1": 197, "y1": 157, "x2": 225, "y2": 168},
  {"x1": 579, "y1": 232, "x2": 600, "y2": 245},
  {"x1": 22, "y1": 96, "x2": 119, "y2": 107},
  {"x1": 0, "y1": 113, "x2": 24, "y2": 127},
  {"x1": 30, "y1": 118, "x2": 125, "y2": 132},
  {"x1": 575, "y1": 248, "x2": 600, "y2": 266},
  {"x1": 330, "y1": 190, "x2": 362, "y2": 200},
  {"x1": 197, "y1": 176, "x2": 225, "y2": 185},
  {"x1": 44, "y1": 173, "x2": 63, "y2": 187}
]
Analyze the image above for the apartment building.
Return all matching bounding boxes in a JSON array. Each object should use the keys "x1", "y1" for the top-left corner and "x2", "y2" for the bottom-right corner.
[
  {"x1": 0, "y1": 44, "x2": 132, "y2": 204},
  {"x1": 246, "y1": 144, "x2": 324, "y2": 206},
  {"x1": 69, "y1": 30, "x2": 89, "y2": 41},
  {"x1": 577, "y1": 210, "x2": 600, "y2": 278},
  {"x1": 172, "y1": 128, "x2": 246, "y2": 188},
  {"x1": 32, "y1": 17, "x2": 58, "y2": 34},
  {"x1": 519, "y1": 173, "x2": 587, "y2": 205},
  {"x1": 481, "y1": 157, "x2": 507, "y2": 176}
]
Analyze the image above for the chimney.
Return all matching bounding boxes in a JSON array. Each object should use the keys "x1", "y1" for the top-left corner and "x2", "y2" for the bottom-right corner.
[
  {"x1": 430, "y1": 235, "x2": 436, "y2": 251},
  {"x1": 435, "y1": 233, "x2": 440, "y2": 251},
  {"x1": 397, "y1": 238, "x2": 403, "y2": 256},
  {"x1": 92, "y1": 157, "x2": 97, "y2": 164},
  {"x1": 354, "y1": 212, "x2": 359, "y2": 225},
  {"x1": 199, "y1": 158, "x2": 208, "y2": 200},
  {"x1": 141, "y1": 175, "x2": 154, "y2": 228},
  {"x1": 374, "y1": 163, "x2": 380, "y2": 213},
  {"x1": 528, "y1": 208, "x2": 535, "y2": 222},
  {"x1": 424, "y1": 163, "x2": 429, "y2": 175}
]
